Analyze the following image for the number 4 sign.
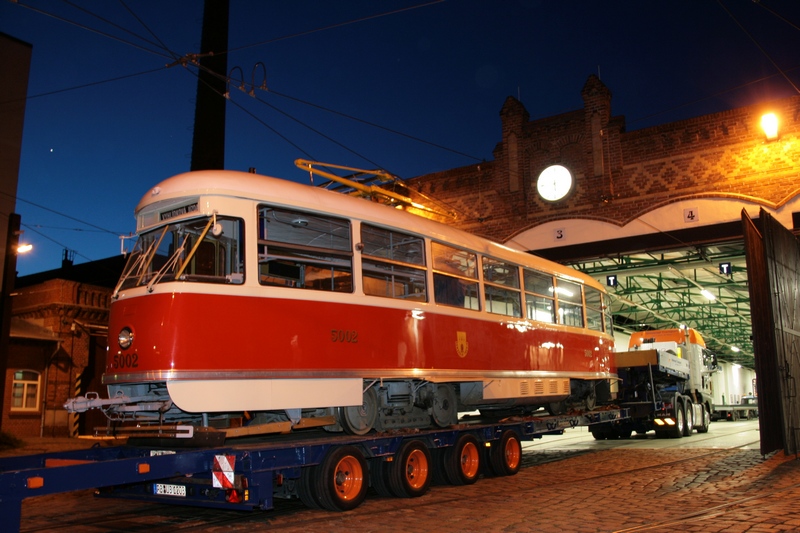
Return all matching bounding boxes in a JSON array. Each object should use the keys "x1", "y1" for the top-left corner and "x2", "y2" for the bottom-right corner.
[{"x1": 684, "y1": 208, "x2": 699, "y2": 223}]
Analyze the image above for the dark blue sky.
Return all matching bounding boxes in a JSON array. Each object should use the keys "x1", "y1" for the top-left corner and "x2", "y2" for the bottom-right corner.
[{"x1": 3, "y1": 0, "x2": 800, "y2": 276}]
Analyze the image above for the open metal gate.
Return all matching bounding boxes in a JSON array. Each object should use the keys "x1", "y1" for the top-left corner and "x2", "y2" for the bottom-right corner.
[{"x1": 743, "y1": 208, "x2": 800, "y2": 456}]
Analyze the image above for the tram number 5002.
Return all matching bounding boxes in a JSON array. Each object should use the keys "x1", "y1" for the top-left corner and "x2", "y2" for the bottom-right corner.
[{"x1": 331, "y1": 329, "x2": 359, "y2": 343}]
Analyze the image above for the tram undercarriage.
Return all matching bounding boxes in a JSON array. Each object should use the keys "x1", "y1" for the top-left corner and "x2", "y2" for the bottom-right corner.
[{"x1": 65, "y1": 377, "x2": 610, "y2": 441}]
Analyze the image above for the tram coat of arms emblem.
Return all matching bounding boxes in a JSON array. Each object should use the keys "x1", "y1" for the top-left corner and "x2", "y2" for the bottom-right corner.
[{"x1": 456, "y1": 331, "x2": 469, "y2": 358}]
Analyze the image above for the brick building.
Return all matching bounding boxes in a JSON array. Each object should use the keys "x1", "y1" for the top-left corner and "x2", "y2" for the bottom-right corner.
[
  {"x1": 407, "y1": 75, "x2": 800, "y2": 258},
  {"x1": 3, "y1": 256, "x2": 124, "y2": 437}
]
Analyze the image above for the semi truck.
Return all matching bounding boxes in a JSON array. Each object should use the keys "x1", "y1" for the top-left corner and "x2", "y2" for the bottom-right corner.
[{"x1": 591, "y1": 327, "x2": 716, "y2": 439}]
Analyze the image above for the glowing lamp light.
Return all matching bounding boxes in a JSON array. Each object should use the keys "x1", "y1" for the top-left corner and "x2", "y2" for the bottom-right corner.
[
  {"x1": 761, "y1": 112, "x2": 779, "y2": 141},
  {"x1": 700, "y1": 289, "x2": 716, "y2": 301},
  {"x1": 17, "y1": 243, "x2": 33, "y2": 254}
]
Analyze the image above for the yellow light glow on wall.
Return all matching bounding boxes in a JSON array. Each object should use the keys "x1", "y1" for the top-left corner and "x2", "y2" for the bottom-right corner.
[{"x1": 761, "y1": 113, "x2": 779, "y2": 141}]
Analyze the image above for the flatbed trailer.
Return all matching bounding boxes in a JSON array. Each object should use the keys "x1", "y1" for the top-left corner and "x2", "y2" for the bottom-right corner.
[
  {"x1": 713, "y1": 400, "x2": 758, "y2": 421},
  {"x1": 0, "y1": 408, "x2": 625, "y2": 532}
]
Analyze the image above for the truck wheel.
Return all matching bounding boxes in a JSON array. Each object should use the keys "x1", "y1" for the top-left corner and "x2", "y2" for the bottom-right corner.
[
  {"x1": 387, "y1": 439, "x2": 432, "y2": 498},
  {"x1": 683, "y1": 401, "x2": 694, "y2": 436},
  {"x1": 696, "y1": 405, "x2": 711, "y2": 433},
  {"x1": 669, "y1": 397, "x2": 685, "y2": 438},
  {"x1": 443, "y1": 434, "x2": 482, "y2": 485},
  {"x1": 314, "y1": 446, "x2": 368, "y2": 511}
]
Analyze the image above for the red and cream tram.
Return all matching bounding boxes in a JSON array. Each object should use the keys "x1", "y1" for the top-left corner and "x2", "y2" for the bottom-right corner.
[{"x1": 68, "y1": 167, "x2": 617, "y2": 435}]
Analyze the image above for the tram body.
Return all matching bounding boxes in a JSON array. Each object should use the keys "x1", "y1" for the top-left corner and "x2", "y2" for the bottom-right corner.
[{"x1": 79, "y1": 169, "x2": 617, "y2": 433}]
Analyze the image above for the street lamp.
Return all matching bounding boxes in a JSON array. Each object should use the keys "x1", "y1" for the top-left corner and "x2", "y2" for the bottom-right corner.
[{"x1": 761, "y1": 112, "x2": 779, "y2": 141}]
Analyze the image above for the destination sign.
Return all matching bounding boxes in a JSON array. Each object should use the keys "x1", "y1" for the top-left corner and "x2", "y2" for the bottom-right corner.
[{"x1": 160, "y1": 202, "x2": 198, "y2": 221}]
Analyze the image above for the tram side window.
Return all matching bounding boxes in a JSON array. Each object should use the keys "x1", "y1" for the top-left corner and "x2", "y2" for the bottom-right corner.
[
  {"x1": 483, "y1": 256, "x2": 521, "y2": 317},
  {"x1": 585, "y1": 286, "x2": 604, "y2": 332},
  {"x1": 257, "y1": 205, "x2": 353, "y2": 292},
  {"x1": 523, "y1": 269, "x2": 555, "y2": 323},
  {"x1": 432, "y1": 242, "x2": 480, "y2": 310},
  {"x1": 555, "y1": 279, "x2": 584, "y2": 327},
  {"x1": 361, "y1": 224, "x2": 426, "y2": 301}
]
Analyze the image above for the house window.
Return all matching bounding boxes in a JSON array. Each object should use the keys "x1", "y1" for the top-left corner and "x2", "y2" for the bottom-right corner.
[{"x1": 11, "y1": 370, "x2": 40, "y2": 411}]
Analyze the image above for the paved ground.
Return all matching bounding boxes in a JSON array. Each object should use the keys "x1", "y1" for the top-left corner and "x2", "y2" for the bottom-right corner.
[{"x1": 4, "y1": 422, "x2": 800, "y2": 532}]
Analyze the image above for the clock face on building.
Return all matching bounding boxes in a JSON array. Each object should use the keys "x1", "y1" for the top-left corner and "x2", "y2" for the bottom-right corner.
[{"x1": 536, "y1": 165, "x2": 573, "y2": 202}]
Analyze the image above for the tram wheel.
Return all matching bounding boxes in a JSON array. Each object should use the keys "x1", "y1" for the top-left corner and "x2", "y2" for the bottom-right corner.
[
  {"x1": 338, "y1": 386, "x2": 378, "y2": 436},
  {"x1": 387, "y1": 439, "x2": 432, "y2": 498},
  {"x1": 443, "y1": 434, "x2": 482, "y2": 485},
  {"x1": 431, "y1": 384, "x2": 458, "y2": 427},
  {"x1": 488, "y1": 429, "x2": 522, "y2": 476},
  {"x1": 314, "y1": 446, "x2": 368, "y2": 511}
]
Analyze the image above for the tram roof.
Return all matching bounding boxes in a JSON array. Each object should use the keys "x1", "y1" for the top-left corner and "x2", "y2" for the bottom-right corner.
[{"x1": 138, "y1": 170, "x2": 604, "y2": 291}]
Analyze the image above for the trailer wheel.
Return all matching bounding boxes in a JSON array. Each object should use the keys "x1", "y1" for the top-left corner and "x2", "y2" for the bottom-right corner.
[
  {"x1": 388, "y1": 439, "x2": 432, "y2": 497},
  {"x1": 683, "y1": 400, "x2": 694, "y2": 436},
  {"x1": 696, "y1": 404, "x2": 711, "y2": 433},
  {"x1": 488, "y1": 429, "x2": 522, "y2": 476},
  {"x1": 338, "y1": 387, "x2": 378, "y2": 436},
  {"x1": 430, "y1": 447, "x2": 449, "y2": 485},
  {"x1": 443, "y1": 434, "x2": 481, "y2": 485},
  {"x1": 314, "y1": 446, "x2": 368, "y2": 511},
  {"x1": 368, "y1": 458, "x2": 394, "y2": 497},
  {"x1": 298, "y1": 464, "x2": 324, "y2": 509}
]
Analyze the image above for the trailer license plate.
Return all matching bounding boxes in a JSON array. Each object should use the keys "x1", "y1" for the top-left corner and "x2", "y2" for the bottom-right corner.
[{"x1": 154, "y1": 483, "x2": 186, "y2": 497}]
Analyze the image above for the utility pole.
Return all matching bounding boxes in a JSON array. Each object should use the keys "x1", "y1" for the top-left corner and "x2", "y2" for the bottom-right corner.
[{"x1": 190, "y1": 0, "x2": 230, "y2": 171}]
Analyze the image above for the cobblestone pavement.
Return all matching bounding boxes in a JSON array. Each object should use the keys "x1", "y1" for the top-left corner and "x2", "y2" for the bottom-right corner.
[{"x1": 4, "y1": 436, "x2": 800, "y2": 532}]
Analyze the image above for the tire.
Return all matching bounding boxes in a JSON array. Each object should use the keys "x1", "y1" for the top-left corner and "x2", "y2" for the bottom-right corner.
[
  {"x1": 298, "y1": 464, "x2": 323, "y2": 509},
  {"x1": 668, "y1": 397, "x2": 685, "y2": 439},
  {"x1": 369, "y1": 458, "x2": 393, "y2": 497},
  {"x1": 683, "y1": 401, "x2": 694, "y2": 436},
  {"x1": 314, "y1": 446, "x2": 368, "y2": 511},
  {"x1": 696, "y1": 405, "x2": 711, "y2": 434},
  {"x1": 488, "y1": 430, "x2": 522, "y2": 476},
  {"x1": 430, "y1": 447, "x2": 449, "y2": 485},
  {"x1": 387, "y1": 439, "x2": 432, "y2": 498},
  {"x1": 443, "y1": 434, "x2": 482, "y2": 485}
]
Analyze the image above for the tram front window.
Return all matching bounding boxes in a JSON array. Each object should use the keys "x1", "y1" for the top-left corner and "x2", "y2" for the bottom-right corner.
[{"x1": 116, "y1": 216, "x2": 244, "y2": 292}]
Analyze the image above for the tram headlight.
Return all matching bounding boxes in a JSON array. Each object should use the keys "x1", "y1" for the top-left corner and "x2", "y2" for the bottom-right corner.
[{"x1": 118, "y1": 327, "x2": 134, "y2": 349}]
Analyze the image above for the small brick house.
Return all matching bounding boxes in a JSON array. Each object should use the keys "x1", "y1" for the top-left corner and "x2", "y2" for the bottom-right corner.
[{"x1": 3, "y1": 255, "x2": 125, "y2": 437}]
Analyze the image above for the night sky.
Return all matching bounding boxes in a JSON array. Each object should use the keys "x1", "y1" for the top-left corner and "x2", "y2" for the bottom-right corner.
[{"x1": 2, "y1": 0, "x2": 800, "y2": 276}]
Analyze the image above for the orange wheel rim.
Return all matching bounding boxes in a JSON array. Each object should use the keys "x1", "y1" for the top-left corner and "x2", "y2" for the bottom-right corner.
[
  {"x1": 505, "y1": 438, "x2": 521, "y2": 469},
  {"x1": 460, "y1": 442, "x2": 480, "y2": 478},
  {"x1": 333, "y1": 456, "x2": 364, "y2": 501},
  {"x1": 405, "y1": 449, "x2": 429, "y2": 489}
]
